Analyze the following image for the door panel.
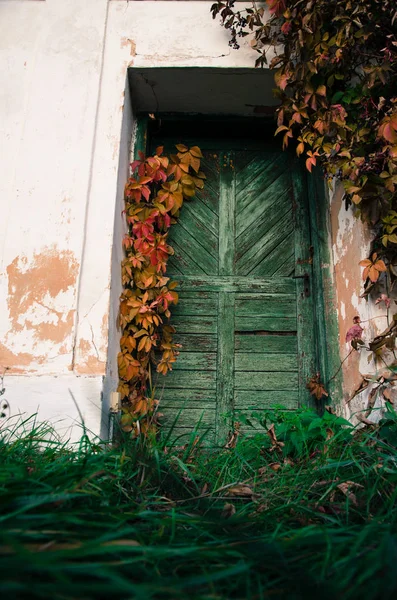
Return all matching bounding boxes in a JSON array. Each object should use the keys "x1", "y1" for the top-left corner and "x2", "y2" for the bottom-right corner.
[
  {"x1": 167, "y1": 153, "x2": 220, "y2": 277},
  {"x1": 151, "y1": 142, "x2": 316, "y2": 443}
]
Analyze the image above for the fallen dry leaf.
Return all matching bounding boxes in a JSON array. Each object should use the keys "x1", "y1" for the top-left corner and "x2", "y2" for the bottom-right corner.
[
  {"x1": 336, "y1": 481, "x2": 364, "y2": 506},
  {"x1": 267, "y1": 424, "x2": 285, "y2": 452},
  {"x1": 224, "y1": 422, "x2": 240, "y2": 448},
  {"x1": 269, "y1": 462, "x2": 282, "y2": 472},
  {"x1": 226, "y1": 485, "x2": 254, "y2": 497},
  {"x1": 221, "y1": 503, "x2": 236, "y2": 518}
]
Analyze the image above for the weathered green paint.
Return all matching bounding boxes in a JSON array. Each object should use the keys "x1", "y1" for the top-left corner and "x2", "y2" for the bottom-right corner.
[
  {"x1": 234, "y1": 390, "x2": 298, "y2": 408},
  {"x1": 175, "y1": 276, "x2": 296, "y2": 293},
  {"x1": 235, "y1": 334, "x2": 298, "y2": 354},
  {"x1": 307, "y1": 169, "x2": 343, "y2": 408},
  {"x1": 234, "y1": 353, "x2": 298, "y2": 372},
  {"x1": 290, "y1": 157, "x2": 317, "y2": 409},
  {"x1": 216, "y1": 290, "x2": 235, "y2": 443},
  {"x1": 146, "y1": 126, "x2": 333, "y2": 442},
  {"x1": 235, "y1": 372, "x2": 299, "y2": 391}
]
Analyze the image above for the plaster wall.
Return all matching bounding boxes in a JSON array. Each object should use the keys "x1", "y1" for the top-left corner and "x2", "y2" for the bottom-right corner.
[
  {"x1": 0, "y1": 1, "x2": 263, "y2": 440},
  {"x1": 329, "y1": 183, "x2": 395, "y2": 424},
  {"x1": 0, "y1": 0, "x2": 384, "y2": 439}
]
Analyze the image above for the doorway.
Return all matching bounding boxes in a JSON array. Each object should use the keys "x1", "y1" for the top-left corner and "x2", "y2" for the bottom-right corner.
[{"x1": 139, "y1": 117, "x2": 335, "y2": 443}]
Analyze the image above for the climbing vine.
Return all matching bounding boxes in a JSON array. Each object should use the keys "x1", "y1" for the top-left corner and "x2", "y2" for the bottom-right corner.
[
  {"x1": 118, "y1": 143, "x2": 205, "y2": 435},
  {"x1": 211, "y1": 0, "x2": 397, "y2": 298}
]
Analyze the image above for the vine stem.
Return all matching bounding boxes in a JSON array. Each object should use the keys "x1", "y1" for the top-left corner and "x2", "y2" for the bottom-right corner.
[{"x1": 326, "y1": 348, "x2": 354, "y2": 387}]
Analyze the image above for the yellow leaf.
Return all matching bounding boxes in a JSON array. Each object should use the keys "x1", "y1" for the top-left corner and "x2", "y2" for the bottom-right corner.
[
  {"x1": 175, "y1": 144, "x2": 188, "y2": 153},
  {"x1": 138, "y1": 336, "x2": 147, "y2": 351},
  {"x1": 190, "y1": 146, "x2": 203, "y2": 158}
]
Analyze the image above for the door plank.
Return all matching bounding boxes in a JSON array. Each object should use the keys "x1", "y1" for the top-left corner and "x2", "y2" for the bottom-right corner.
[
  {"x1": 235, "y1": 334, "x2": 298, "y2": 354},
  {"x1": 197, "y1": 154, "x2": 220, "y2": 216},
  {"x1": 235, "y1": 191, "x2": 291, "y2": 260},
  {"x1": 219, "y1": 152, "x2": 235, "y2": 276},
  {"x1": 172, "y1": 352, "x2": 217, "y2": 371},
  {"x1": 162, "y1": 369, "x2": 217, "y2": 390},
  {"x1": 172, "y1": 315, "x2": 217, "y2": 334},
  {"x1": 236, "y1": 175, "x2": 291, "y2": 238},
  {"x1": 234, "y1": 389, "x2": 299, "y2": 409},
  {"x1": 158, "y1": 389, "x2": 217, "y2": 403},
  {"x1": 169, "y1": 222, "x2": 218, "y2": 275},
  {"x1": 290, "y1": 158, "x2": 317, "y2": 407},
  {"x1": 176, "y1": 210, "x2": 218, "y2": 260},
  {"x1": 235, "y1": 371, "x2": 299, "y2": 391},
  {"x1": 235, "y1": 295, "x2": 295, "y2": 317},
  {"x1": 235, "y1": 316, "x2": 297, "y2": 332},
  {"x1": 273, "y1": 252, "x2": 296, "y2": 277},
  {"x1": 172, "y1": 293, "x2": 218, "y2": 316},
  {"x1": 173, "y1": 333, "x2": 218, "y2": 352},
  {"x1": 236, "y1": 215, "x2": 294, "y2": 275},
  {"x1": 235, "y1": 353, "x2": 298, "y2": 372},
  {"x1": 235, "y1": 153, "x2": 290, "y2": 214},
  {"x1": 175, "y1": 275, "x2": 296, "y2": 294},
  {"x1": 216, "y1": 291, "x2": 235, "y2": 443},
  {"x1": 168, "y1": 240, "x2": 207, "y2": 276},
  {"x1": 250, "y1": 235, "x2": 295, "y2": 277},
  {"x1": 182, "y1": 198, "x2": 219, "y2": 237},
  {"x1": 160, "y1": 408, "x2": 215, "y2": 428}
]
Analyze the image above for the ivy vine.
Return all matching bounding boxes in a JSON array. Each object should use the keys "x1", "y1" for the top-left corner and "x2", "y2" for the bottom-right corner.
[
  {"x1": 211, "y1": 0, "x2": 397, "y2": 300},
  {"x1": 118, "y1": 143, "x2": 205, "y2": 436}
]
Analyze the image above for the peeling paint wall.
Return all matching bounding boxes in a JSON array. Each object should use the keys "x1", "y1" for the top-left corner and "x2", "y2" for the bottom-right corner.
[
  {"x1": 0, "y1": 1, "x2": 260, "y2": 439},
  {"x1": 329, "y1": 181, "x2": 395, "y2": 425},
  {"x1": 0, "y1": 0, "x2": 383, "y2": 438}
]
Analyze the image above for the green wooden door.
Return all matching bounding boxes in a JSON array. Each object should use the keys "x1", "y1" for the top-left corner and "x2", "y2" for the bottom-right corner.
[{"x1": 153, "y1": 141, "x2": 316, "y2": 443}]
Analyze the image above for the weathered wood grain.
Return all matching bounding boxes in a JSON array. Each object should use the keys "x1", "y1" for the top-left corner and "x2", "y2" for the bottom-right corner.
[
  {"x1": 171, "y1": 292, "x2": 218, "y2": 316},
  {"x1": 235, "y1": 353, "x2": 298, "y2": 372},
  {"x1": 160, "y1": 407, "x2": 215, "y2": 428},
  {"x1": 172, "y1": 315, "x2": 217, "y2": 334},
  {"x1": 234, "y1": 389, "x2": 299, "y2": 409},
  {"x1": 219, "y1": 152, "x2": 235, "y2": 276},
  {"x1": 234, "y1": 371, "x2": 299, "y2": 391},
  {"x1": 235, "y1": 295, "x2": 295, "y2": 317},
  {"x1": 175, "y1": 276, "x2": 296, "y2": 294},
  {"x1": 172, "y1": 352, "x2": 217, "y2": 371},
  {"x1": 158, "y1": 388, "x2": 217, "y2": 404},
  {"x1": 168, "y1": 221, "x2": 218, "y2": 275},
  {"x1": 161, "y1": 369, "x2": 217, "y2": 390},
  {"x1": 235, "y1": 316, "x2": 297, "y2": 332},
  {"x1": 290, "y1": 158, "x2": 317, "y2": 407},
  {"x1": 173, "y1": 333, "x2": 218, "y2": 352},
  {"x1": 235, "y1": 334, "x2": 297, "y2": 354}
]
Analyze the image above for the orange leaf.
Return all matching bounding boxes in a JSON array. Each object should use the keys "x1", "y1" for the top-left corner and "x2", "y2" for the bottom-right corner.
[
  {"x1": 368, "y1": 266, "x2": 379, "y2": 282},
  {"x1": 374, "y1": 259, "x2": 387, "y2": 272},
  {"x1": 190, "y1": 146, "x2": 203, "y2": 158}
]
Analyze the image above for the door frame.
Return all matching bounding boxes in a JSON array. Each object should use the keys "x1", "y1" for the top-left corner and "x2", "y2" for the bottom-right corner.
[{"x1": 132, "y1": 114, "x2": 343, "y2": 412}]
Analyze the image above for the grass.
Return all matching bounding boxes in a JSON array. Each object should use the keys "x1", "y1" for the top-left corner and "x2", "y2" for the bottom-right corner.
[{"x1": 1, "y1": 407, "x2": 397, "y2": 599}]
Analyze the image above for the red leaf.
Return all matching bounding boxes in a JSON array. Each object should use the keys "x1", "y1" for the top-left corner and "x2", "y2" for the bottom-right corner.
[{"x1": 345, "y1": 324, "x2": 363, "y2": 343}]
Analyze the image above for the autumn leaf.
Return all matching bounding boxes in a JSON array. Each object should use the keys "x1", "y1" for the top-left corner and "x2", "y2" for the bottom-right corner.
[
  {"x1": 336, "y1": 481, "x2": 363, "y2": 506},
  {"x1": 267, "y1": 423, "x2": 285, "y2": 452},
  {"x1": 359, "y1": 253, "x2": 387, "y2": 282},
  {"x1": 226, "y1": 485, "x2": 254, "y2": 497},
  {"x1": 345, "y1": 316, "x2": 364, "y2": 343},
  {"x1": 307, "y1": 373, "x2": 329, "y2": 400},
  {"x1": 221, "y1": 503, "x2": 236, "y2": 518}
]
